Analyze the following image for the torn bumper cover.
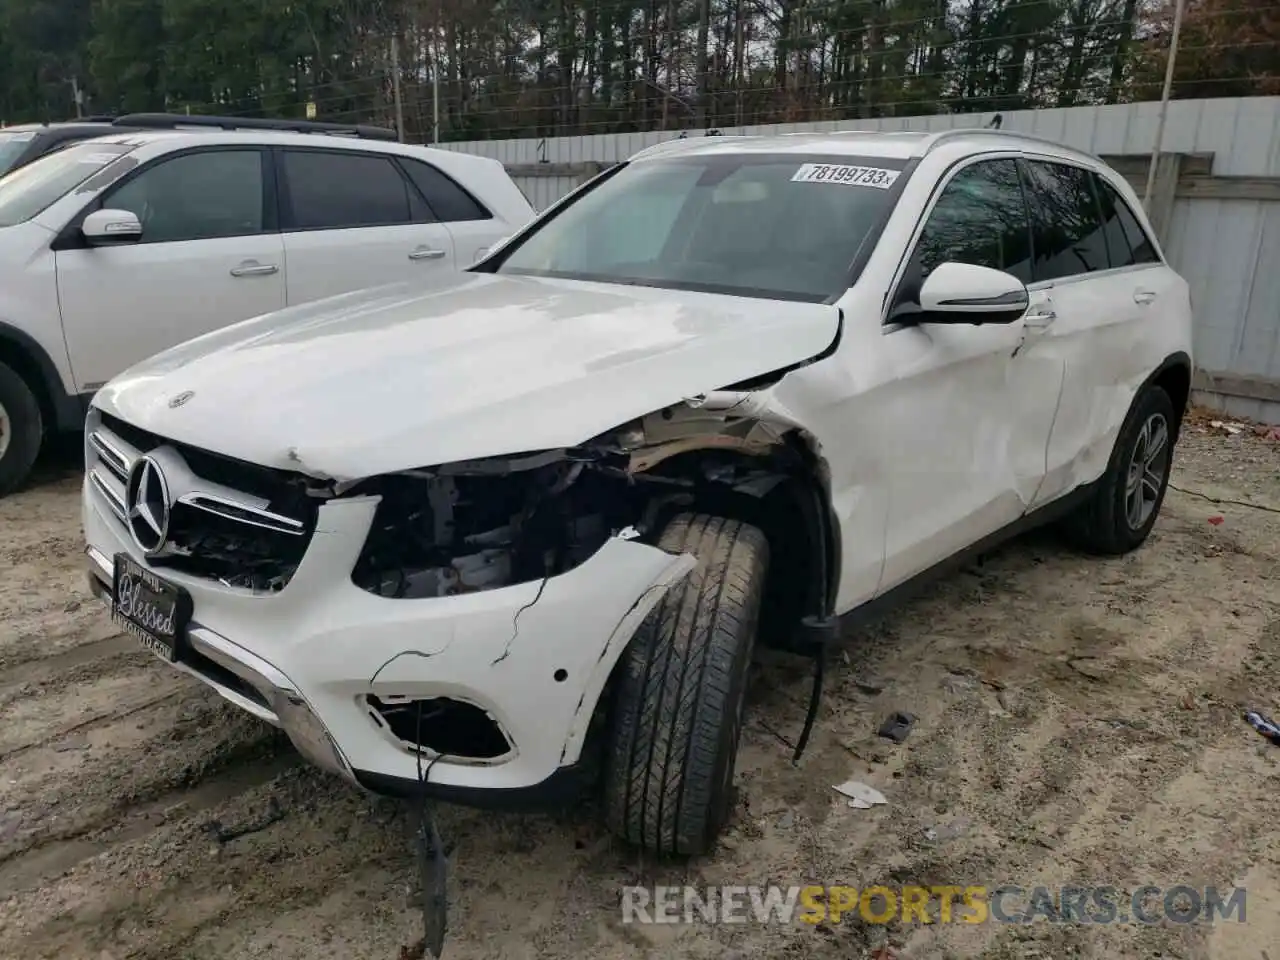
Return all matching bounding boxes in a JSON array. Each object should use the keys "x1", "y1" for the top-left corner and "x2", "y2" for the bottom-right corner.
[{"x1": 84, "y1": 490, "x2": 695, "y2": 801}]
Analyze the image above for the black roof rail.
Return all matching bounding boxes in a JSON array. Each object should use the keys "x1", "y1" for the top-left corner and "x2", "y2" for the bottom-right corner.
[
  {"x1": 110, "y1": 112, "x2": 400, "y2": 142},
  {"x1": 79, "y1": 115, "x2": 120, "y2": 123}
]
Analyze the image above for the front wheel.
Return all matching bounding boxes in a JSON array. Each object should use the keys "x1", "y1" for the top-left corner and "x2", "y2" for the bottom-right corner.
[
  {"x1": 602, "y1": 512, "x2": 769, "y2": 857},
  {"x1": 0, "y1": 362, "x2": 44, "y2": 499},
  {"x1": 1060, "y1": 384, "x2": 1177, "y2": 555}
]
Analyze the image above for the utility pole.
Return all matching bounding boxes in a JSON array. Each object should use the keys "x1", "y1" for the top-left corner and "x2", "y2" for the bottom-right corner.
[
  {"x1": 390, "y1": 35, "x2": 406, "y2": 142},
  {"x1": 432, "y1": 7, "x2": 442, "y2": 144},
  {"x1": 69, "y1": 76, "x2": 84, "y2": 118},
  {"x1": 733, "y1": 0, "x2": 744, "y2": 128},
  {"x1": 1144, "y1": 0, "x2": 1186, "y2": 210}
]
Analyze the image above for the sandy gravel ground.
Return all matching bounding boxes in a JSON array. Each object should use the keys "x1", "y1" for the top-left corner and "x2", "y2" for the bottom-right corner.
[{"x1": 1, "y1": 413, "x2": 1278, "y2": 960}]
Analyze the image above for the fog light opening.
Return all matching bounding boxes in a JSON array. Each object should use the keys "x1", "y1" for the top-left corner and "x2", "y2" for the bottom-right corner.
[{"x1": 366, "y1": 695, "x2": 511, "y2": 760}]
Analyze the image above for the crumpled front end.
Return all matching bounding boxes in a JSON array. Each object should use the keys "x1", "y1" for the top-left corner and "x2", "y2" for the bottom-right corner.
[{"x1": 82, "y1": 390, "x2": 820, "y2": 799}]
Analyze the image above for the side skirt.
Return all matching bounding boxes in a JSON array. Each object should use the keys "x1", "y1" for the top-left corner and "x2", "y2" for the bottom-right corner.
[{"x1": 799, "y1": 479, "x2": 1098, "y2": 649}]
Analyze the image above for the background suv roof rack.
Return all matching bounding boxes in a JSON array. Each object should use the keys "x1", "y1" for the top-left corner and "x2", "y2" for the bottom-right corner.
[{"x1": 110, "y1": 112, "x2": 400, "y2": 142}]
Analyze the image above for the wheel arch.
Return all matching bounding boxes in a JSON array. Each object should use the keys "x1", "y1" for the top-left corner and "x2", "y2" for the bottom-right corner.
[
  {"x1": 0, "y1": 321, "x2": 83, "y2": 433},
  {"x1": 1145, "y1": 351, "x2": 1192, "y2": 441}
]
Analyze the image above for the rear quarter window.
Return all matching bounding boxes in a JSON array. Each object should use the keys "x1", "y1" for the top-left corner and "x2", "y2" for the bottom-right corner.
[{"x1": 400, "y1": 158, "x2": 492, "y2": 222}]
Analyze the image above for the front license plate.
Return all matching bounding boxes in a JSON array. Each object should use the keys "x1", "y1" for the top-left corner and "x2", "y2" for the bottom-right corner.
[{"x1": 111, "y1": 553, "x2": 191, "y2": 661}]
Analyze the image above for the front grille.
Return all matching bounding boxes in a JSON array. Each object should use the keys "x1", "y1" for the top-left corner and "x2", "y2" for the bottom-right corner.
[{"x1": 86, "y1": 411, "x2": 318, "y2": 592}]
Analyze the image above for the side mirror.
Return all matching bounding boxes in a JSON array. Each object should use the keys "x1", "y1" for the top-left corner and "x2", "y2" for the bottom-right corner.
[
  {"x1": 82, "y1": 208, "x2": 142, "y2": 246},
  {"x1": 916, "y1": 261, "x2": 1029, "y2": 325}
]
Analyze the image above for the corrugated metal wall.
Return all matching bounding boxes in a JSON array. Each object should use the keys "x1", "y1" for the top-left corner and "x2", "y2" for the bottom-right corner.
[{"x1": 441, "y1": 97, "x2": 1280, "y2": 422}]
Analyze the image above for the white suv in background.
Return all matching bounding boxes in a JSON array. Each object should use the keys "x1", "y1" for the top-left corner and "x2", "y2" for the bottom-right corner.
[
  {"x1": 82, "y1": 128, "x2": 1192, "y2": 864},
  {"x1": 0, "y1": 114, "x2": 534, "y2": 495}
]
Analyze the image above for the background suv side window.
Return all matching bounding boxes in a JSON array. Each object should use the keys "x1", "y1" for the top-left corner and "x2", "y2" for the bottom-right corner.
[
  {"x1": 913, "y1": 158, "x2": 1033, "y2": 284},
  {"x1": 400, "y1": 158, "x2": 492, "y2": 221},
  {"x1": 1094, "y1": 175, "x2": 1159, "y2": 267},
  {"x1": 1020, "y1": 160, "x2": 1109, "y2": 281},
  {"x1": 281, "y1": 150, "x2": 426, "y2": 230},
  {"x1": 106, "y1": 150, "x2": 264, "y2": 244}
]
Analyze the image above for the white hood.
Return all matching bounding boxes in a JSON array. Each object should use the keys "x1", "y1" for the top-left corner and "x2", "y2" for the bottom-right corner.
[{"x1": 93, "y1": 273, "x2": 840, "y2": 481}]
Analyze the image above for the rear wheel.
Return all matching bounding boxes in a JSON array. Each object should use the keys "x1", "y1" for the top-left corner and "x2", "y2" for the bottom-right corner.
[
  {"x1": 603, "y1": 512, "x2": 769, "y2": 856},
  {"x1": 1060, "y1": 384, "x2": 1176, "y2": 555},
  {"x1": 0, "y1": 362, "x2": 43, "y2": 498}
]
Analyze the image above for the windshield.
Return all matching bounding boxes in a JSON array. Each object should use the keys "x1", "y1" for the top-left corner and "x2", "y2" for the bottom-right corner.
[
  {"x1": 495, "y1": 153, "x2": 909, "y2": 301},
  {"x1": 0, "y1": 140, "x2": 137, "y2": 228},
  {"x1": 0, "y1": 130, "x2": 38, "y2": 177}
]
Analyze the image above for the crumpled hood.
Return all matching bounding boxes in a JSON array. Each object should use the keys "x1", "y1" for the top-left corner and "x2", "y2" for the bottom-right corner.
[{"x1": 93, "y1": 272, "x2": 839, "y2": 480}]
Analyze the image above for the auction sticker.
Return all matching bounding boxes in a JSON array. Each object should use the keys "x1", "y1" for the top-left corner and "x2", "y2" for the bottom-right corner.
[{"x1": 791, "y1": 163, "x2": 899, "y2": 189}]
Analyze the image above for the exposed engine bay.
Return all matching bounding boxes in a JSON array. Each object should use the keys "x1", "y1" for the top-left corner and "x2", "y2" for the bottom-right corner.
[{"x1": 346, "y1": 394, "x2": 815, "y2": 601}]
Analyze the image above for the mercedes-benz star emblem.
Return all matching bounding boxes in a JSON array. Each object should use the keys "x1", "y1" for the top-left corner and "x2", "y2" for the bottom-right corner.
[
  {"x1": 125, "y1": 456, "x2": 172, "y2": 555},
  {"x1": 168, "y1": 391, "x2": 195, "y2": 409}
]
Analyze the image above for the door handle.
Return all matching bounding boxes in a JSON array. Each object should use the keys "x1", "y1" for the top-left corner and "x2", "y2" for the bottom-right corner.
[
  {"x1": 409, "y1": 247, "x2": 447, "y2": 261},
  {"x1": 230, "y1": 261, "x2": 279, "y2": 277},
  {"x1": 1133, "y1": 289, "x2": 1157, "y2": 305},
  {"x1": 1023, "y1": 308, "x2": 1057, "y2": 329}
]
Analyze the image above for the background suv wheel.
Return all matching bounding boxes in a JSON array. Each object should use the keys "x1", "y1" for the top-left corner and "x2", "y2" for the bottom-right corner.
[{"x1": 0, "y1": 361, "x2": 43, "y2": 498}]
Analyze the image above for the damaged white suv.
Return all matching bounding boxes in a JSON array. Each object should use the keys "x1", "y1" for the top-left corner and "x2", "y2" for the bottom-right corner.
[{"x1": 83, "y1": 128, "x2": 1193, "y2": 856}]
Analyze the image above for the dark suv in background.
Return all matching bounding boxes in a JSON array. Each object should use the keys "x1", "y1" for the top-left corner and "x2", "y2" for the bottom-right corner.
[{"x1": 0, "y1": 118, "x2": 146, "y2": 177}]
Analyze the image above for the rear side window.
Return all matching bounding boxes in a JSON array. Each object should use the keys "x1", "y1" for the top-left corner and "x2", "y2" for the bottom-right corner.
[
  {"x1": 913, "y1": 158, "x2": 1033, "y2": 284},
  {"x1": 1094, "y1": 175, "x2": 1159, "y2": 267},
  {"x1": 1020, "y1": 160, "x2": 1109, "y2": 281},
  {"x1": 401, "y1": 158, "x2": 491, "y2": 221},
  {"x1": 281, "y1": 150, "x2": 423, "y2": 230}
]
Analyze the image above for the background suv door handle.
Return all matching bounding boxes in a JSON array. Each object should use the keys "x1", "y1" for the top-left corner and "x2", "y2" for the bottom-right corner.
[
  {"x1": 408, "y1": 247, "x2": 447, "y2": 261},
  {"x1": 230, "y1": 261, "x2": 279, "y2": 278},
  {"x1": 1133, "y1": 289, "x2": 1157, "y2": 305},
  {"x1": 1023, "y1": 307, "x2": 1057, "y2": 329}
]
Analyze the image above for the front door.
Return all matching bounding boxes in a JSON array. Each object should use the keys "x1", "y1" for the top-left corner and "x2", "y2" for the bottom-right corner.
[
  {"x1": 873, "y1": 156, "x2": 1066, "y2": 593},
  {"x1": 56, "y1": 147, "x2": 284, "y2": 392}
]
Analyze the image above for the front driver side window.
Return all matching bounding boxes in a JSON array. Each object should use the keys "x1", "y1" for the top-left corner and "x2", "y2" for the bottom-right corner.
[
  {"x1": 105, "y1": 150, "x2": 265, "y2": 244},
  {"x1": 913, "y1": 158, "x2": 1034, "y2": 285}
]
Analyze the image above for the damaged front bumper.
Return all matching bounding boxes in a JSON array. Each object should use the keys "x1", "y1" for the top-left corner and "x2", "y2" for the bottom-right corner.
[{"x1": 84, "y1": 487, "x2": 695, "y2": 803}]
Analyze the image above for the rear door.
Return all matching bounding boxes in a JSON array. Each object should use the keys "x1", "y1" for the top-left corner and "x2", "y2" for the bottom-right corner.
[
  {"x1": 56, "y1": 145, "x2": 285, "y2": 392},
  {"x1": 276, "y1": 147, "x2": 458, "y2": 304},
  {"x1": 1019, "y1": 159, "x2": 1166, "y2": 507},
  {"x1": 398, "y1": 156, "x2": 510, "y2": 266}
]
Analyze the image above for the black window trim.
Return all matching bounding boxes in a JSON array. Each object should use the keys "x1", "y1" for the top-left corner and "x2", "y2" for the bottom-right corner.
[
  {"x1": 1017, "y1": 153, "x2": 1164, "y2": 281},
  {"x1": 50, "y1": 143, "x2": 278, "y2": 251},
  {"x1": 1090, "y1": 167, "x2": 1164, "y2": 269},
  {"x1": 274, "y1": 144, "x2": 432, "y2": 233},
  {"x1": 392, "y1": 154, "x2": 494, "y2": 223},
  {"x1": 883, "y1": 149, "x2": 1036, "y2": 328}
]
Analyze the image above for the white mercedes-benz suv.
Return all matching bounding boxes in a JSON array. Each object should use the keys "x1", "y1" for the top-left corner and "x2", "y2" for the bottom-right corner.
[{"x1": 82, "y1": 128, "x2": 1193, "y2": 857}]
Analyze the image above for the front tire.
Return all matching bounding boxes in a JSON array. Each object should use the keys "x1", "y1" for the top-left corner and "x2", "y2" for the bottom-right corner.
[
  {"x1": 1060, "y1": 384, "x2": 1176, "y2": 555},
  {"x1": 0, "y1": 362, "x2": 43, "y2": 499},
  {"x1": 603, "y1": 512, "x2": 769, "y2": 857}
]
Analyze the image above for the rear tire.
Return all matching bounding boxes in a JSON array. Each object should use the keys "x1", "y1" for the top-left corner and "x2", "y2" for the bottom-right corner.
[
  {"x1": 0, "y1": 362, "x2": 43, "y2": 499},
  {"x1": 1059, "y1": 384, "x2": 1176, "y2": 555},
  {"x1": 603, "y1": 512, "x2": 769, "y2": 856}
]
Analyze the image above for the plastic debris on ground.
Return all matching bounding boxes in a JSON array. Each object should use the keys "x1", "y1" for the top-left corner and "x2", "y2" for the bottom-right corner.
[
  {"x1": 878, "y1": 711, "x2": 917, "y2": 743},
  {"x1": 1207, "y1": 515, "x2": 1225, "y2": 526},
  {"x1": 1244, "y1": 710, "x2": 1280, "y2": 746},
  {"x1": 833, "y1": 780, "x2": 888, "y2": 809},
  {"x1": 1208, "y1": 420, "x2": 1245, "y2": 436}
]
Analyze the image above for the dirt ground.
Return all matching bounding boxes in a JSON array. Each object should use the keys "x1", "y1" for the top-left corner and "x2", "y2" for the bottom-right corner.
[{"x1": 1, "y1": 412, "x2": 1278, "y2": 960}]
